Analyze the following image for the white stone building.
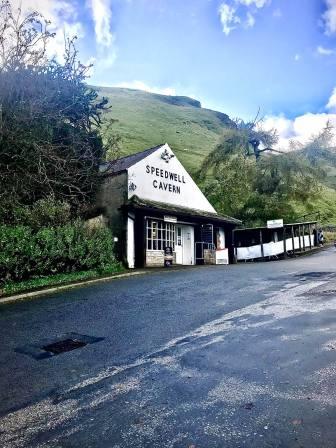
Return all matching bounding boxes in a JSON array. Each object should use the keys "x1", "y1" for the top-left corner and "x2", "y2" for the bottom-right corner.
[{"x1": 98, "y1": 143, "x2": 241, "y2": 268}]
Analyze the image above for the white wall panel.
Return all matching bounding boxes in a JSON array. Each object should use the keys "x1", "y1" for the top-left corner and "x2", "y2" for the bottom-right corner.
[{"x1": 127, "y1": 144, "x2": 216, "y2": 213}]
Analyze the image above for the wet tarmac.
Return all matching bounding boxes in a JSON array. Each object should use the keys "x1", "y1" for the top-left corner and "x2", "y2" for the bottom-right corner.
[{"x1": 1, "y1": 248, "x2": 336, "y2": 447}]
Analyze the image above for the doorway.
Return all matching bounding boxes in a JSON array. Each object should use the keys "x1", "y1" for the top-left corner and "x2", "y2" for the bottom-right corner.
[{"x1": 175, "y1": 225, "x2": 195, "y2": 265}]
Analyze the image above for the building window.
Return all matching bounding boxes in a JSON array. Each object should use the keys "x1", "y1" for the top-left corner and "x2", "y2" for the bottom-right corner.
[{"x1": 146, "y1": 219, "x2": 175, "y2": 251}]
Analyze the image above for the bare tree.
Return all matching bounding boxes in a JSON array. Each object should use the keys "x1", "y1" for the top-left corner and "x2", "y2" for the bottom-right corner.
[{"x1": 0, "y1": 0, "x2": 54, "y2": 71}]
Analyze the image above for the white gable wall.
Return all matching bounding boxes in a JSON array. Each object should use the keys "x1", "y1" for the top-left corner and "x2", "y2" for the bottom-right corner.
[{"x1": 127, "y1": 144, "x2": 216, "y2": 214}]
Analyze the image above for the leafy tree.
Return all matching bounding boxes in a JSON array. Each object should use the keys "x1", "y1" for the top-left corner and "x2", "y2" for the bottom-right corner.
[
  {"x1": 291, "y1": 121, "x2": 336, "y2": 167},
  {"x1": 199, "y1": 116, "x2": 278, "y2": 174},
  {"x1": 202, "y1": 154, "x2": 256, "y2": 218},
  {"x1": 199, "y1": 118, "x2": 323, "y2": 225},
  {"x1": 0, "y1": 1, "x2": 114, "y2": 221}
]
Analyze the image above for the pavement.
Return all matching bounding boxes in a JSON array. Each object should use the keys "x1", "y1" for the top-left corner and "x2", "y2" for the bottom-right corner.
[{"x1": 1, "y1": 247, "x2": 336, "y2": 447}]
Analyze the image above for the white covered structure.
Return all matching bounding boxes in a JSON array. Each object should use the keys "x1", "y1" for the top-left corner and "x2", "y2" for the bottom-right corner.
[{"x1": 234, "y1": 221, "x2": 318, "y2": 262}]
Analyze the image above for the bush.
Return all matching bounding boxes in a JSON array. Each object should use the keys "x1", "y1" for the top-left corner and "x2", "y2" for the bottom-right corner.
[
  {"x1": 0, "y1": 196, "x2": 73, "y2": 227},
  {"x1": 0, "y1": 221, "x2": 119, "y2": 284}
]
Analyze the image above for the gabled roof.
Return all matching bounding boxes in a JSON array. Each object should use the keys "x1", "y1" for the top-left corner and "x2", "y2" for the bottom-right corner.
[
  {"x1": 127, "y1": 195, "x2": 242, "y2": 225},
  {"x1": 100, "y1": 144, "x2": 165, "y2": 176}
]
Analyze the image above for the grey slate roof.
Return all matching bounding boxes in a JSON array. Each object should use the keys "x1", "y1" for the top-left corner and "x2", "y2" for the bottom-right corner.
[
  {"x1": 127, "y1": 195, "x2": 242, "y2": 225},
  {"x1": 100, "y1": 144, "x2": 165, "y2": 175}
]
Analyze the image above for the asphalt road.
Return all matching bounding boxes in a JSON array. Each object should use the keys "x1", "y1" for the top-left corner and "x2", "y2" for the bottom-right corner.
[{"x1": 1, "y1": 248, "x2": 336, "y2": 447}]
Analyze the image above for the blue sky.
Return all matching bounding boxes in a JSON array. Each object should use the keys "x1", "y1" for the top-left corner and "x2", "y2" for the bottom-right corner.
[{"x1": 18, "y1": 0, "x2": 336, "y2": 148}]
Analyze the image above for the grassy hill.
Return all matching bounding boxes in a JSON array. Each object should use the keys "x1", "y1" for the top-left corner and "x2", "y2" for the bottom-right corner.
[
  {"x1": 97, "y1": 87, "x2": 336, "y2": 225},
  {"x1": 96, "y1": 86, "x2": 234, "y2": 174}
]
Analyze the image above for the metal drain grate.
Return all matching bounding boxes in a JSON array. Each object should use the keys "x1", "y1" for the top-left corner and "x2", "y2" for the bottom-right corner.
[
  {"x1": 15, "y1": 332, "x2": 104, "y2": 360},
  {"x1": 43, "y1": 339, "x2": 87, "y2": 355}
]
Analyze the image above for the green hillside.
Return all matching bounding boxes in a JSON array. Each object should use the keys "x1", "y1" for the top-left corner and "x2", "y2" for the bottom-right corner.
[
  {"x1": 96, "y1": 86, "x2": 234, "y2": 173},
  {"x1": 97, "y1": 87, "x2": 336, "y2": 225}
]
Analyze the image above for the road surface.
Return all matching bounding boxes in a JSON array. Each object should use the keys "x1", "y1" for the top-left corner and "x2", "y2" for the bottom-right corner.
[{"x1": 1, "y1": 248, "x2": 336, "y2": 447}]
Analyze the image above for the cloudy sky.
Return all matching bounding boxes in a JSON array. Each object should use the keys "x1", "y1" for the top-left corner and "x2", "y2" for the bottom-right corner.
[{"x1": 17, "y1": 0, "x2": 336, "y2": 148}]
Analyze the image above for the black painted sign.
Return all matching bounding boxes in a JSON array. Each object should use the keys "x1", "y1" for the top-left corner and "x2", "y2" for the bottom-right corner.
[{"x1": 146, "y1": 164, "x2": 186, "y2": 195}]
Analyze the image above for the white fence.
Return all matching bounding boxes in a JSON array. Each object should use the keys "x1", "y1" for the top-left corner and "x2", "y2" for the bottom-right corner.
[{"x1": 236, "y1": 234, "x2": 314, "y2": 261}]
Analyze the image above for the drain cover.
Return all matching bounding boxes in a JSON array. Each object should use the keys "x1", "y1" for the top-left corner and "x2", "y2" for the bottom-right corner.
[
  {"x1": 43, "y1": 339, "x2": 87, "y2": 355},
  {"x1": 15, "y1": 332, "x2": 104, "y2": 360}
]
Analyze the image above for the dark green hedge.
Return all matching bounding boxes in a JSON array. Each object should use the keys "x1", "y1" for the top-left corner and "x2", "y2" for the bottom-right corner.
[{"x1": 0, "y1": 222, "x2": 118, "y2": 283}]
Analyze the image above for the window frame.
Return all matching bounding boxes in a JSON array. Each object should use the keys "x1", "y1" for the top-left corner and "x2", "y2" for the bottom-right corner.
[{"x1": 146, "y1": 219, "x2": 175, "y2": 251}]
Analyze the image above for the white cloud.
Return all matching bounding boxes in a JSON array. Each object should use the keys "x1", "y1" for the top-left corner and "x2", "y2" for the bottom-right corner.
[
  {"x1": 218, "y1": 3, "x2": 240, "y2": 35},
  {"x1": 11, "y1": 0, "x2": 76, "y2": 22},
  {"x1": 263, "y1": 115, "x2": 294, "y2": 138},
  {"x1": 10, "y1": 0, "x2": 84, "y2": 61},
  {"x1": 48, "y1": 22, "x2": 85, "y2": 61},
  {"x1": 218, "y1": 0, "x2": 270, "y2": 35},
  {"x1": 322, "y1": 0, "x2": 336, "y2": 34},
  {"x1": 326, "y1": 87, "x2": 336, "y2": 111},
  {"x1": 317, "y1": 45, "x2": 334, "y2": 55},
  {"x1": 87, "y1": 0, "x2": 116, "y2": 67},
  {"x1": 237, "y1": 0, "x2": 268, "y2": 8},
  {"x1": 294, "y1": 53, "x2": 301, "y2": 61},
  {"x1": 246, "y1": 12, "x2": 255, "y2": 28},
  {"x1": 264, "y1": 113, "x2": 336, "y2": 151},
  {"x1": 88, "y1": 0, "x2": 113, "y2": 47},
  {"x1": 115, "y1": 81, "x2": 177, "y2": 96}
]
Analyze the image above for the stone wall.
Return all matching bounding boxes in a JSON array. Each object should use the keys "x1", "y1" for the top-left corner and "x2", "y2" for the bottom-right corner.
[
  {"x1": 96, "y1": 172, "x2": 128, "y2": 263},
  {"x1": 146, "y1": 250, "x2": 177, "y2": 267},
  {"x1": 204, "y1": 249, "x2": 216, "y2": 265},
  {"x1": 146, "y1": 250, "x2": 165, "y2": 267}
]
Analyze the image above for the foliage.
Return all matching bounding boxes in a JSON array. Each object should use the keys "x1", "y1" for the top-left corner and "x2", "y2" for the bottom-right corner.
[
  {"x1": 199, "y1": 121, "x2": 323, "y2": 226},
  {"x1": 0, "y1": 222, "x2": 119, "y2": 283},
  {"x1": 0, "y1": 196, "x2": 72, "y2": 227},
  {"x1": 0, "y1": 1, "x2": 110, "y2": 215},
  {"x1": 199, "y1": 117, "x2": 278, "y2": 176},
  {"x1": 202, "y1": 155, "x2": 256, "y2": 218},
  {"x1": 291, "y1": 121, "x2": 336, "y2": 166},
  {"x1": 2, "y1": 264, "x2": 124, "y2": 296}
]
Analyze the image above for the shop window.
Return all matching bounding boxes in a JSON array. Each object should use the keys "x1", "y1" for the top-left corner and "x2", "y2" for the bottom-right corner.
[{"x1": 146, "y1": 220, "x2": 175, "y2": 251}]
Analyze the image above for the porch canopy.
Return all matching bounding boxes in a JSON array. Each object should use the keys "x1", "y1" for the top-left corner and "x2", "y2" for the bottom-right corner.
[{"x1": 126, "y1": 195, "x2": 242, "y2": 226}]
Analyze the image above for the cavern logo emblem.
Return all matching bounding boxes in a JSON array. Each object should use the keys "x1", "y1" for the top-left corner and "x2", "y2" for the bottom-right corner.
[{"x1": 160, "y1": 148, "x2": 175, "y2": 163}]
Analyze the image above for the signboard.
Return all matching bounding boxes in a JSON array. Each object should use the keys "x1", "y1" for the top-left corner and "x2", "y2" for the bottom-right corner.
[
  {"x1": 267, "y1": 219, "x2": 283, "y2": 229},
  {"x1": 216, "y1": 249, "x2": 229, "y2": 265},
  {"x1": 164, "y1": 215, "x2": 177, "y2": 223},
  {"x1": 164, "y1": 246, "x2": 173, "y2": 256},
  {"x1": 164, "y1": 246, "x2": 173, "y2": 267}
]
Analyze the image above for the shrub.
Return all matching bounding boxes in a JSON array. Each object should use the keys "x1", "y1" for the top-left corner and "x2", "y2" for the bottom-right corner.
[
  {"x1": 0, "y1": 222, "x2": 118, "y2": 284},
  {"x1": 0, "y1": 196, "x2": 72, "y2": 227}
]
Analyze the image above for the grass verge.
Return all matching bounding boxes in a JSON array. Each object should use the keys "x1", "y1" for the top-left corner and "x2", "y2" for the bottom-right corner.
[{"x1": 1, "y1": 264, "x2": 125, "y2": 297}]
